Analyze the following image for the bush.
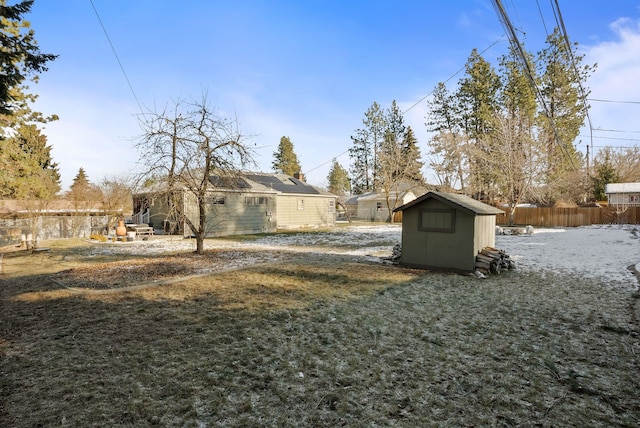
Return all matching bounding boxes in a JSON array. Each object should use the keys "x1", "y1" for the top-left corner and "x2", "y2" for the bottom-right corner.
[{"x1": 89, "y1": 233, "x2": 107, "y2": 242}]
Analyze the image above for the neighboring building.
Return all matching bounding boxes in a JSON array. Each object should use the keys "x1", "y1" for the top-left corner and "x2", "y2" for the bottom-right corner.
[
  {"x1": 0, "y1": 199, "x2": 117, "y2": 244},
  {"x1": 244, "y1": 173, "x2": 336, "y2": 230},
  {"x1": 132, "y1": 172, "x2": 337, "y2": 237},
  {"x1": 355, "y1": 191, "x2": 418, "y2": 222},
  {"x1": 393, "y1": 191, "x2": 504, "y2": 273},
  {"x1": 605, "y1": 183, "x2": 640, "y2": 207}
]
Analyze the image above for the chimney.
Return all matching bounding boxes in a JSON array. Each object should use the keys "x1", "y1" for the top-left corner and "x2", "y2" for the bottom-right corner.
[{"x1": 293, "y1": 172, "x2": 305, "y2": 181}]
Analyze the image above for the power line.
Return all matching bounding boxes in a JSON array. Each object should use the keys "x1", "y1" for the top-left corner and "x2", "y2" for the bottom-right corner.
[
  {"x1": 589, "y1": 98, "x2": 640, "y2": 105},
  {"x1": 551, "y1": 0, "x2": 594, "y2": 158},
  {"x1": 89, "y1": 0, "x2": 143, "y2": 114},
  {"x1": 593, "y1": 128, "x2": 640, "y2": 134},
  {"x1": 403, "y1": 36, "x2": 505, "y2": 115},
  {"x1": 304, "y1": 149, "x2": 350, "y2": 175},
  {"x1": 535, "y1": 0, "x2": 550, "y2": 36},
  {"x1": 492, "y1": 0, "x2": 577, "y2": 171},
  {"x1": 579, "y1": 135, "x2": 640, "y2": 143},
  {"x1": 304, "y1": 37, "x2": 507, "y2": 177}
]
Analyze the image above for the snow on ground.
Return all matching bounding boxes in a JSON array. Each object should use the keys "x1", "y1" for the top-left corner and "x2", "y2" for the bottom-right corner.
[
  {"x1": 496, "y1": 224, "x2": 640, "y2": 289},
  {"x1": 87, "y1": 224, "x2": 639, "y2": 289}
]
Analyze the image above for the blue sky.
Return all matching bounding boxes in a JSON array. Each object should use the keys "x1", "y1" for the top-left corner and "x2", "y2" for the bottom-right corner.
[{"x1": 25, "y1": 1, "x2": 640, "y2": 191}]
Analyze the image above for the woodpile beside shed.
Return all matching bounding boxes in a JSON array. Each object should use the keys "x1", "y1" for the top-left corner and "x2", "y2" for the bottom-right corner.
[{"x1": 475, "y1": 247, "x2": 515, "y2": 277}]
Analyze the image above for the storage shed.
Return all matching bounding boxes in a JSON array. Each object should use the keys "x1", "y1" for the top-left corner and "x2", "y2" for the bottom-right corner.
[{"x1": 393, "y1": 191, "x2": 504, "y2": 272}]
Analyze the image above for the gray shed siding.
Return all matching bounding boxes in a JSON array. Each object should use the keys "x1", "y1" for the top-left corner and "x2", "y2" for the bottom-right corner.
[
  {"x1": 473, "y1": 214, "x2": 497, "y2": 254},
  {"x1": 400, "y1": 199, "x2": 476, "y2": 272}
]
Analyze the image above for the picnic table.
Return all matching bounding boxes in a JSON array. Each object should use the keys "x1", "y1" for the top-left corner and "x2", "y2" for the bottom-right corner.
[{"x1": 126, "y1": 224, "x2": 154, "y2": 237}]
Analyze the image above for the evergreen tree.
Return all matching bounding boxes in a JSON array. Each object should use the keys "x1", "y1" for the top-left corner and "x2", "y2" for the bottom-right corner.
[
  {"x1": 456, "y1": 48, "x2": 501, "y2": 199},
  {"x1": 349, "y1": 102, "x2": 386, "y2": 194},
  {"x1": 349, "y1": 129, "x2": 372, "y2": 194},
  {"x1": 377, "y1": 100, "x2": 406, "y2": 184},
  {"x1": 327, "y1": 160, "x2": 350, "y2": 195},
  {"x1": 494, "y1": 45, "x2": 543, "y2": 213},
  {"x1": 426, "y1": 83, "x2": 467, "y2": 190},
  {"x1": 591, "y1": 150, "x2": 620, "y2": 201},
  {"x1": 0, "y1": 0, "x2": 59, "y2": 200},
  {"x1": 272, "y1": 136, "x2": 301, "y2": 176},
  {"x1": 537, "y1": 27, "x2": 594, "y2": 195},
  {"x1": 0, "y1": 0, "x2": 57, "y2": 115},
  {"x1": 67, "y1": 167, "x2": 101, "y2": 203},
  {"x1": 0, "y1": 123, "x2": 60, "y2": 199},
  {"x1": 401, "y1": 126, "x2": 424, "y2": 183}
]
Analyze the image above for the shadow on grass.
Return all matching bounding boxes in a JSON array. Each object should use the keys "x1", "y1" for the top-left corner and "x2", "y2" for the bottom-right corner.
[{"x1": 2, "y1": 253, "x2": 640, "y2": 427}]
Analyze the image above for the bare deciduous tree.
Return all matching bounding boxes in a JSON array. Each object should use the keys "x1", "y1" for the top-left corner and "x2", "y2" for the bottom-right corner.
[
  {"x1": 475, "y1": 115, "x2": 545, "y2": 225},
  {"x1": 136, "y1": 93, "x2": 254, "y2": 254}
]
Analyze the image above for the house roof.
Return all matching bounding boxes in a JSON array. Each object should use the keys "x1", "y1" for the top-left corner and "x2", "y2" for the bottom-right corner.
[
  {"x1": 605, "y1": 183, "x2": 640, "y2": 194},
  {"x1": 134, "y1": 172, "x2": 335, "y2": 197},
  {"x1": 357, "y1": 190, "x2": 416, "y2": 202},
  {"x1": 0, "y1": 199, "x2": 112, "y2": 216},
  {"x1": 393, "y1": 191, "x2": 504, "y2": 215},
  {"x1": 244, "y1": 173, "x2": 335, "y2": 197}
]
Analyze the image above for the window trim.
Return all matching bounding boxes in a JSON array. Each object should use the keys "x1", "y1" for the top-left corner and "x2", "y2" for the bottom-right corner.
[
  {"x1": 418, "y1": 208, "x2": 456, "y2": 233},
  {"x1": 208, "y1": 195, "x2": 226, "y2": 205}
]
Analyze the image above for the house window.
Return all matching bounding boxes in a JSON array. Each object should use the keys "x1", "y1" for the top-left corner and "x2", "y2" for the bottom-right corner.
[
  {"x1": 419, "y1": 209, "x2": 456, "y2": 233},
  {"x1": 298, "y1": 198, "x2": 304, "y2": 210},
  {"x1": 329, "y1": 199, "x2": 335, "y2": 212},
  {"x1": 376, "y1": 202, "x2": 383, "y2": 211},
  {"x1": 630, "y1": 195, "x2": 640, "y2": 203},
  {"x1": 245, "y1": 196, "x2": 267, "y2": 205},
  {"x1": 207, "y1": 195, "x2": 226, "y2": 205}
]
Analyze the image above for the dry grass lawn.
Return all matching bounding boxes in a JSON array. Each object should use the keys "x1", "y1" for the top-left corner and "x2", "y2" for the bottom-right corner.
[{"x1": 1, "y1": 238, "x2": 639, "y2": 427}]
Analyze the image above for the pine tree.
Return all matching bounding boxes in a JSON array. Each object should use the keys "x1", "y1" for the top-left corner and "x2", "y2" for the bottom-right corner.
[
  {"x1": 591, "y1": 150, "x2": 620, "y2": 201},
  {"x1": 0, "y1": 0, "x2": 57, "y2": 115},
  {"x1": 67, "y1": 167, "x2": 101, "y2": 203},
  {"x1": 426, "y1": 82, "x2": 467, "y2": 190},
  {"x1": 327, "y1": 160, "x2": 350, "y2": 195},
  {"x1": 349, "y1": 102, "x2": 386, "y2": 194},
  {"x1": 0, "y1": 123, "x2": 60, "y2": 199},
  {"x1": 402, "y1": 126, "x2": 424, "y2": 183},
  {"x1": 349, "y1": 129, "x2": 372, "y2": 194},
  {"x1": 456, "y1": 49, "x2": 501, "y2": 199},
  {"x1": 272, "y1": 136, "x2": 301, "y2": 176},
  {"x1": 537, "y1": 27, "x2": 594, "y2": 196}
]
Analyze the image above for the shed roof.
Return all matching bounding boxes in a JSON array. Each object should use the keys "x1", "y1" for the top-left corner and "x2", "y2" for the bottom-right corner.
[
  {"x1": 393, "y1": 191, "x2": 504, "y2": 215},
  {"x1": 605, "y1": 183, "x2": 640, "y2": 194}
]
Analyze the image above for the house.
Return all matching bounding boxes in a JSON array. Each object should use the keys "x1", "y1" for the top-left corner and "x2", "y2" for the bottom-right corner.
[
  {"x1": 354, "y1": 190, "x2": 418, "y2": 222},
  {"x1": 605, "y1": 183, "x2": 640, "y2": 207},
  {"x1": 392, "y1": 191, "x2": 504, "y2": 272},
  {"x1": 243, "y1": 173, "x2": 337, "y2": 230},
  {"x1": 132, "y1": 172, "x2": 336, "y2": 237},
  {"x1": 0, "y1": 199, "x2": 119, "y2": 244}
]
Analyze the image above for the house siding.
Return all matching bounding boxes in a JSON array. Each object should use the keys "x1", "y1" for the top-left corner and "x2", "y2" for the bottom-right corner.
[
  {"x1": 276, "y1": 194, "x2": 336, "y2": 229},
  {"x1": 357, "y1": 199, "x2": 389, "y2": 222},
  {"x1": 607, "y1": 193, "x2": 640, "y2": 206},
  {"x1": 184, "y1": 191, "x2": 277, "y2": 237}
]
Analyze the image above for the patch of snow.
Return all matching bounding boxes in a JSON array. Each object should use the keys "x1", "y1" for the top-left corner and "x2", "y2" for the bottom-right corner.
[
  {"x1": 86, "y1": 223, "x2": 640, "y2": 290},
  {"x1": 496, "y1": 225, "x2": 639, "y2": 289}
]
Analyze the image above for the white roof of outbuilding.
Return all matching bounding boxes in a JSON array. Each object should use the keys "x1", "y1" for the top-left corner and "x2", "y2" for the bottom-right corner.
[
  {"x1": 393, "y1": 191, "x2": 504, "y2": 215},
  {"x1": 605, "y1": 183, "x2": 640, "y2": 194}
]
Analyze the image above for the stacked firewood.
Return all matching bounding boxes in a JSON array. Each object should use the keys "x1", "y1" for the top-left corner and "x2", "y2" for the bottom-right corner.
[
  {"x1": 382, "y1": 244, "x2": 402, "y2": 264},
  {"x1": 475, "y1": 247, "x2": 515, "y2": 276}
]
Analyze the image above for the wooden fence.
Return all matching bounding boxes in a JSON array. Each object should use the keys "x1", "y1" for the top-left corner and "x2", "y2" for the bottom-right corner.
[
  {"x1": 496, "y1": 206, "x2": 640, "y2": 227},
  {"x1": 0, "y1": 215, "x2": 109, "y2": 246}
]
